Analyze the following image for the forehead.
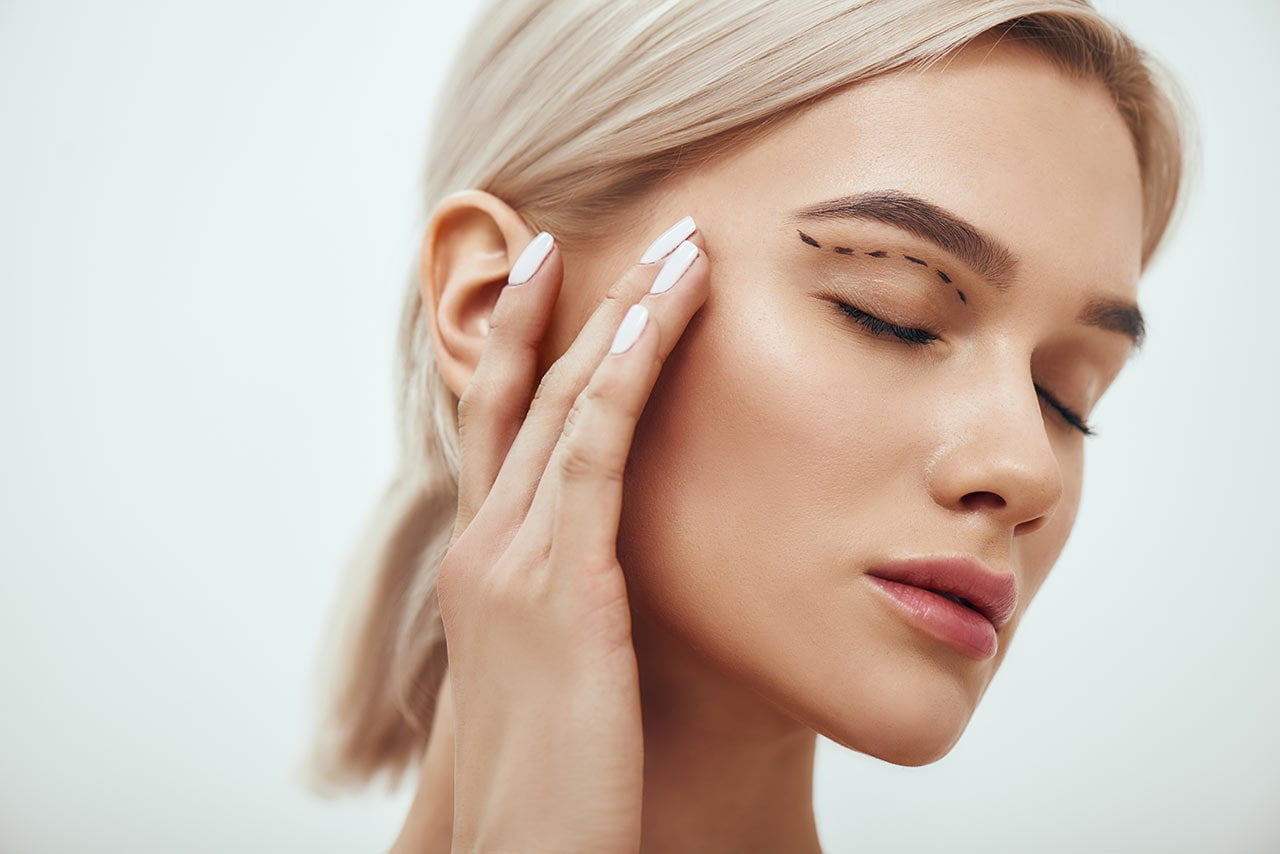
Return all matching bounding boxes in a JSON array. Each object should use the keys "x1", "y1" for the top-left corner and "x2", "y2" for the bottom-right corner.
[{"x1": 692, "y1": 39, "x2": 1145, "y2": 299}]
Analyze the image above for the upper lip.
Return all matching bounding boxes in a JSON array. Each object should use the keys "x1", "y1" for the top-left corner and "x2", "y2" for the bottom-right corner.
[{"x1": 866, "y1": 555, "x2": 1019, "y2": 630}]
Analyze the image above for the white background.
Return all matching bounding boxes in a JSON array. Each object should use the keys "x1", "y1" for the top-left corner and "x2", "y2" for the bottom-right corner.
[{"x1": 1, "y1": 1, "x2": 1276, "y2": 851}]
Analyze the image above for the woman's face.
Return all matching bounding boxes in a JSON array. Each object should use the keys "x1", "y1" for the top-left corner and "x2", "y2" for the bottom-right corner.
[{"x1": 540, "y1": 39, "x2": 1144, "y2": 764}]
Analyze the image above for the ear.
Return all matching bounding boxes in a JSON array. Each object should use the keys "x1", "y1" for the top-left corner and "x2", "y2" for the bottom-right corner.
[{"x1": 418, "y1": 189, "x2": 539, "y2": 400}]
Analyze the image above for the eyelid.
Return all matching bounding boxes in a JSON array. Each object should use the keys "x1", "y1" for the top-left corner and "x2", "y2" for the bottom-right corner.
[
  {"x1": 832, "y1": 298, "x2": 940, "y2": 345},
  {"x1": 832, "y1": 297, "x2": 1097, "y2": 437},
  {"x1": 1035, "y1": 384, "x2": 1096, "y2": 436}
]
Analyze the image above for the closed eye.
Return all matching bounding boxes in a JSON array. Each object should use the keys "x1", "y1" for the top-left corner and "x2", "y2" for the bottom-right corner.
[
  {"x1": 832, "y1": 300, "x2": 1097, "y2": 437},
  {"x1": 834, "y1": 300, "x2": 940, "y2": 346}
]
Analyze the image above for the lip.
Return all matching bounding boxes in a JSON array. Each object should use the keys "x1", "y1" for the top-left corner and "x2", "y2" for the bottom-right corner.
[{"x1": 865, "y1": 555, "x2": 1019, "y2": 661}]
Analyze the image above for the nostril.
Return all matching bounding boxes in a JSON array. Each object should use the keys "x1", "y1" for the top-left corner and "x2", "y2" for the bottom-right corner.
[{"x1": 961, "y1": 491, "x2": 1005, "y2": 512}]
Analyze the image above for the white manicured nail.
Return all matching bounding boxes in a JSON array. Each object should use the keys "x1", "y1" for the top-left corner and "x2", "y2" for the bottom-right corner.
[
  {"x1": 649, "y1": 240, "x2": 698, "y2": 294},
  {"x1": 639, "y1": 215, "x2": 696, "y2": 264},
  {"x1": 610, "y1": 304, "x2": 649, "y2": 355},
  {"x1": 508, "y1": 231, "x2": 554, "y2": 285}
]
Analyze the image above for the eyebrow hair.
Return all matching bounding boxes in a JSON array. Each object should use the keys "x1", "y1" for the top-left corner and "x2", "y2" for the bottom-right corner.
[{"x1": 786, "y1": 188, "x2": 1146, "y2": 351}]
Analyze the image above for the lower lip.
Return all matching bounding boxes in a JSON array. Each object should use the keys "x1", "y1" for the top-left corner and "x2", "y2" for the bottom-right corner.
[{"x1": 866, "y1": 576, "x2": 998, "y2": 660}]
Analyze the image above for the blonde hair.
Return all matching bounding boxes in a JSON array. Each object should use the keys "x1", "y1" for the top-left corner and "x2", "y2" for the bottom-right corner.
[{"x1": 305, "y1": 0, "x2": 1192, "y2": 791}]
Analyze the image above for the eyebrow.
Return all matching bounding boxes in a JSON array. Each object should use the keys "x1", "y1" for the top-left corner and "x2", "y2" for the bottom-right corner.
[{"x1": 786, "y1": 189, "x2": 1146, "y2": 351}]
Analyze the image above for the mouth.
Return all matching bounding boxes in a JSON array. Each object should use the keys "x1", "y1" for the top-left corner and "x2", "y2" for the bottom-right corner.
[
  {"x1": 934, "y1": 589, "x2": 977, "y2": 609},
  {"x1": 864, "y1": 555, "x2": 1020, "y2": 660},
  {"x1": 865, "y1": 554, "x2": 1019, "y2": 631},
  {"x1": 866, "y1": 576, "x2": 1002, "y2": 660}
]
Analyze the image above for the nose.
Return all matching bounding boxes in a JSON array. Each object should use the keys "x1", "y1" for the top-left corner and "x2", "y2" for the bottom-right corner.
[{"x1": 926, "y1": 371, "x2": 1065, "y2": 537}]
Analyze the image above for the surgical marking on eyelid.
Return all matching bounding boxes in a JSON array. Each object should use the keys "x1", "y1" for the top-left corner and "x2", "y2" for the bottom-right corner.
[{"x1": 797, "y1": 233, "x2": 965, "y2": 307}]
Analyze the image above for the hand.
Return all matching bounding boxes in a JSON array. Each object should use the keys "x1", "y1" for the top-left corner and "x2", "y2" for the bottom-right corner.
[{"x1": 436, "y1": 219, "x2": 710, "y2": 852}]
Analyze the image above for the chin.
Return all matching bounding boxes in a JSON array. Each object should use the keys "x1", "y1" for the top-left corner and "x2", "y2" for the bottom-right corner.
[
  {"x1": 799, "y1": 599, "x2": 1030, "y2": 766},
  {"x1": 819, "y1": 679, "x2": 977, "y2": 766},
  {"x1": 749, "y1": 634, "x2": 991, "y2": 768}
]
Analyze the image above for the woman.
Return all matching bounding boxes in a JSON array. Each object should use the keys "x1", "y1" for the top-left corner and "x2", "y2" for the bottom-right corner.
[{"x1": 307, "y1": 0, "x2": 1190, "y2": 850}]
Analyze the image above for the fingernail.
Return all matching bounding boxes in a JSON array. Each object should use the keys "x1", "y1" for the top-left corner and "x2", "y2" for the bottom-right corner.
[
  {"x1": 508, "y1": 231, "x2": 554, "y2": 285},
  {"x1": 639, "y1": 215, "x2": 696, "y2": 264},
  {"x1": 610, "y1": 303, "x2": 649, "y2": 355},
  {"x1": 649, "y1": 240, "x2": 699, "y2": 295}
]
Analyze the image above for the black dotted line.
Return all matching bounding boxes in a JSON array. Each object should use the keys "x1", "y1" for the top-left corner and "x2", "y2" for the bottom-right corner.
[{"x1": 797, "y1": 229, "x2": 965, "y2": 305}]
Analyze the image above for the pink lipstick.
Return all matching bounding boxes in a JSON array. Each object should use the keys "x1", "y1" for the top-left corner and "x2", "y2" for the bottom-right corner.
[{"x1": 865, "y1": 555, "x2": 1018, "y2": 660}]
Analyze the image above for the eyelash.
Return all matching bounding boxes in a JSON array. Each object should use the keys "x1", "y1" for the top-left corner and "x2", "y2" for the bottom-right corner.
[{"x1": 833, "y1": 300, "x2": 1098, "y2": 437}]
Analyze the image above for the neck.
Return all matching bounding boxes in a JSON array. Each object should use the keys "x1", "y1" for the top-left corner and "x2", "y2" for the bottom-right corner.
[{"x1": 631, "y1": 608, "x2": 822, "y2": 854}]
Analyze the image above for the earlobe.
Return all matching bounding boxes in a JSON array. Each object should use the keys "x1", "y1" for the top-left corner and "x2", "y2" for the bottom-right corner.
[{"x1": 418, "y1": 189, "x2": 537, "y2": 400}]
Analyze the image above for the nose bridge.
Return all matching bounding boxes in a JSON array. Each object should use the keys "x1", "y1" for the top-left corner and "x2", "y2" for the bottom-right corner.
[{"x1": 928, "y1": 353, "x2": 1065, "y2": 533}]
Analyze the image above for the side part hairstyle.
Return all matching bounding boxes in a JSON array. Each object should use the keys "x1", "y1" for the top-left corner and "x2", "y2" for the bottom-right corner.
[{"x1": 304, "y1": 0, "x2": 1192, "y2": 791}]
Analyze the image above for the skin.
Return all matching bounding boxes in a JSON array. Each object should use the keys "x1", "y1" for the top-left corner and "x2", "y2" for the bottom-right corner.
[{"x1": 394, "y1": 32, "x2": 1144, "y2": 853}]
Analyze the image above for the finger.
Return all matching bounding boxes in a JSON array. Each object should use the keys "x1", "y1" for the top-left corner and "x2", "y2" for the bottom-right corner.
[
  {"x1": 469, "y1": 220, "x2": 706, "y2": 555},
  {"x1": 452, "y1": 231, "x2": 563, "y2": 542},
  {"x1": 530, "y1": 240, "x2": 709, "y2": 566}
]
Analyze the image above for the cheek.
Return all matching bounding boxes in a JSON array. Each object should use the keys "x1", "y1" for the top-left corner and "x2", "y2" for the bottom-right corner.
[
  {"x1": 611, "y1": 282, "x2": 1086, "y2": 761},
  {"x1": 1018, "y1": 449, "x2": 1084, "y2": 606},
  {"x1": 537, "y1": 252, "x2": 631, "y2": 371},
  {"x1": 614, "y1": 297, "x2": 984, "y2": 764},
  {"x1": 612, "y1": 283, "x2": 933, "y2": 677}
]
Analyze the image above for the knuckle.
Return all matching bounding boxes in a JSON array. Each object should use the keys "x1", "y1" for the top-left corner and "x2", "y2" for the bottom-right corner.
[
  {"x1": 603, "y1": 264, "x2": 650, "y2": 306},
  {"x1": 436, "y1": 536, "x2": 554, "y2": 619},
  {"x1": 561, "y1": 373, "x2": 610, "y2": 441},
  {"x1": 486, "y1": 301, "x2": 509, "y2": 335},
  {"x1": 647, "y1": 348, "x2": 666, "y2": 384},
  {"x1": 478, "y1": 567, "x2": 522, "y2": 611},
  {"x1": 556, "y1": 362, "x2": 644, "y2": 448},
  {"x1": 530, "y1": 363, "x2": 568, "y2": 411},
  {"x1": 456, "y1": 379, "x2": 490, "y2": 420},
  {"x1": 584, "y1": 372, "x2": 618, "y2": 405},
  {"x1": 488, "y1": 556, "x2": 552, "y2": 607},
  {"x1": 588, "y1": 368, "x2": 644, "y2": 421},
  {"x1": 560, "y1": 395, "x2": 584, "y2": 439},
  {"x1": 603, "y1": 276, "x2": 632, "y2": 304},
  {"x1": 558, "y1": 437, "x2": 622, "y2": 483}
]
